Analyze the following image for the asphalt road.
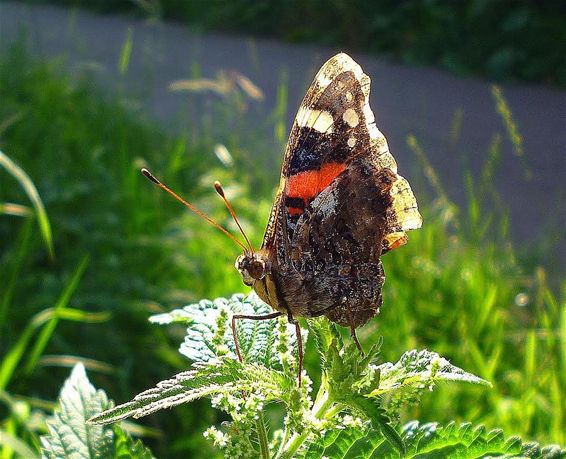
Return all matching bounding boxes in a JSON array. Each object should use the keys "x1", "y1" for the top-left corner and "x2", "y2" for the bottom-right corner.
[{"x1": 1, "y1": 2, "x2": 564, "y2": 273}]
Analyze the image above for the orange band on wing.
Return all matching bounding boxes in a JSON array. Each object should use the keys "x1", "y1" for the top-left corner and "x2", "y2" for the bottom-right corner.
[
  {"x1": 383, "y1": 232, "x2": 408, "y2": 252},
  {"x1": 286, "y1": 162, "x2": 347, "y2": 201}
]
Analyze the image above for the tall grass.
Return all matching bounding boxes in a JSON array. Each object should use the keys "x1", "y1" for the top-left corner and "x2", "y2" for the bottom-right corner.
[{"x1": 0, "y1": 44, "x2": 563, "y2": 458}]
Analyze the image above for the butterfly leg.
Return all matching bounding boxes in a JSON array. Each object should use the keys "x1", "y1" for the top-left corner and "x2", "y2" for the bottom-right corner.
[
  {"x1": 286, "y1": 312, "x2": 303, "y2": 387},
  {"x1": 350, "y1": 326, "x2": 365, "y2": 356},
  {"x1": 231, "y1": 312, "x2": 283, "y2": 363}
]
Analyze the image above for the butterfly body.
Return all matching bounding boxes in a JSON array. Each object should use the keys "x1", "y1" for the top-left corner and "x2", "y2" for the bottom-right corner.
[{"x1": 236, "y1": 53, "x2": 421, "y2": 334}]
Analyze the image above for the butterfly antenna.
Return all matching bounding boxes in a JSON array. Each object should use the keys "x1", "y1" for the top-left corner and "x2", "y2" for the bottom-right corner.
[
  {"x1": 214, "y1": 181, "x2": 254, "y2": 252},
  {"x1": 141, "y1": 168, "x2": 248, "y2": 252}
]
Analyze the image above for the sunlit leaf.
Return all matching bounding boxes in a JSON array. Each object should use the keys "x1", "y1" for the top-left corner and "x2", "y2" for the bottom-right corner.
[
  {"x1": 88, "y1": 358, "x2": 286, "y2": 425},
  {"x1": 41, "y1": 363, "x2": 114, "y2": 459},
  {"x1": 370, "y1": 349, "x2": 491, "y2": 404},
  {"x1": 150, "y1": 292, "x2": 303, "y2": 368},
  {"x1": 299, "y1": 421, "x2": 565, "y2": 458}
]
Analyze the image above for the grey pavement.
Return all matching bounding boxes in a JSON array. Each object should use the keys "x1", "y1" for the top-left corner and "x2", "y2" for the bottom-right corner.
[{"x1": 1, "y1": 1, "x2": 564, "y2": 273}]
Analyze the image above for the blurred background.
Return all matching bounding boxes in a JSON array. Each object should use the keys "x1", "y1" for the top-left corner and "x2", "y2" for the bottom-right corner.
[{"x1": 0, "y1": 1, "x2": 564, "y2": 457}]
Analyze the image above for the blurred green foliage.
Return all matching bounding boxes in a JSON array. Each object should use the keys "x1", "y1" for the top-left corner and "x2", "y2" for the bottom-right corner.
[
  {"x1": 0, "y1": 44, "x2": 564, "y2": 459},
  {"x1": 40, "y1": 0, "x2": 566, "y2": 85}
]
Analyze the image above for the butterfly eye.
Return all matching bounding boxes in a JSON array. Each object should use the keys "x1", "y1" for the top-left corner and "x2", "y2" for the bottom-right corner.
[
  {"x1": 248, "y1": 260, "x2": 266, "y2": 280},
  {"x1": 235, "y1": 254, "x2": 266, "y2": 285}
]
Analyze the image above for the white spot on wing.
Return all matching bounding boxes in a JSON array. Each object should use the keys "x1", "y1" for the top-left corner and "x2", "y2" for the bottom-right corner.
[
  {"x1": 311, "y1": 187, "x2": 339, "y2": 219},
  {"x1": 347, "y1": 137, "x2": 356, "y2": 147},
  {"x1": 296, "y1": 106, "x2": 334, "y2": 133},
  {"x1": 297, "y1": 53, "x2": 400, "y2": 173},
  {"x1": 343, "y1": 108, "x2": 359, "y2": 127}
]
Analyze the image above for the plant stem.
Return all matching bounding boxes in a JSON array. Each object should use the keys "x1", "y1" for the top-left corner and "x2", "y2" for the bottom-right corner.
[
  {"x1": 256, "y1": 411, "x2": 270, "y2": 459},
  {"x1": 278, "y1": 395, "x2": 335, "y2": 459},
  {"x1": 275, "y1": 420, "x2": 291, "y2": 458}
]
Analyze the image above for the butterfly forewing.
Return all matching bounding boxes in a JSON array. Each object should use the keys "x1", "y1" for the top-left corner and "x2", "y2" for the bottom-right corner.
[{"x1": 263, "y1": 53, "x2": 420, "y2": 255}]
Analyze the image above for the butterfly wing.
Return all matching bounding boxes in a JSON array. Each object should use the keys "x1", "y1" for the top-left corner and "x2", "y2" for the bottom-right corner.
[
  {"x1": 287, "y1": 158, "x2": 396, "y2": 326},
  {"x1": 262, "y1": 53, "x2": 421, "y2": 264}
]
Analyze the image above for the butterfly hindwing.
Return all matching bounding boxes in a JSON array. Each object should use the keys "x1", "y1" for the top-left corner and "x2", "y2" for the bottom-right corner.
[{"x1": 287, "y1": 158, "x2": 395, "y2": 324}]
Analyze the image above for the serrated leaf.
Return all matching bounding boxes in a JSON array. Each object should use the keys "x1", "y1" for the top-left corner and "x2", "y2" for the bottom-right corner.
[
  {"x1": 317, "y1": 425, "x2": 367, "y2": 458},
  {"x1": 370, "y1": 349, "x2": 490, "y2": 400},
  {"x1": 401, "y1": 421, "x2": 566, "y2": 459},
  {"x1": 298, "y1": 421, "x2": 565, "y2": 459},
  {"x1": 302, "y1": 429, "x2": 341, "y2": 458},
  {"x1": 342, "y1": 393, "x2": 405, "y2": 455},
  {"x1": 41, "y1": 363, "x2": 114, "y2": 459},
  {"x1": 150, "y1": 293, "x2": 303, "y2": 369},
  {"x1": 308, "y1": 318, "x2": 344, "y2": 372},
  {"x1": 113, "y1": 425, "x2": 155, "y2": 459},
  {"x1": 89, "y1": 358, "x2": 286, "y2": 425}
]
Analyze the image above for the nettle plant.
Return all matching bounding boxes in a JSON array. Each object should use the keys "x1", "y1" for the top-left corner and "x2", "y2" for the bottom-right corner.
[{"x1": 42, "y1": 294, "x2": 563, "y2": 459}]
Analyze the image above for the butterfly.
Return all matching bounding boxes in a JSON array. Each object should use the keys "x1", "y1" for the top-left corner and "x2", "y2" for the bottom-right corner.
[{"x1": 142, "y1": 53, "x2": 422, "y2": 384}]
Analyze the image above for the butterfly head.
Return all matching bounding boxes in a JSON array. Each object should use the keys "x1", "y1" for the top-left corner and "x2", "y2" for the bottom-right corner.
[{"x1": 235, "y1": 252, "x2": 269, "y2": 287}]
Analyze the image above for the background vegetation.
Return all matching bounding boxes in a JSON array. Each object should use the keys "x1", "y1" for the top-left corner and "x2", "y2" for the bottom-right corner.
[
  {"x1": 0, "y1": 8, "x2": 564, "y2": 456},
  {"x1": 37, "y1": 0, "x2": 566, "y2": 86}
]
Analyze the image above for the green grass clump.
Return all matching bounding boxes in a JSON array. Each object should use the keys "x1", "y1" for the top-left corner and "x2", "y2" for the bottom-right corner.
[
  {"x1": 0, "y1": 45, "x2": 229, "y2": 457},
  {"x1": 0, "y1": 45, "x2": 563, "y2": 458}
]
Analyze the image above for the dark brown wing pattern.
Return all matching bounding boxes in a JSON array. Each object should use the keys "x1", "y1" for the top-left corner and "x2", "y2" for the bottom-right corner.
[
  {"x1": 262, "y1": 53, "x2": 421, "y2": 265},
  {"x1": 286, "y1": 157, "x2": 397, "y2": 327}
]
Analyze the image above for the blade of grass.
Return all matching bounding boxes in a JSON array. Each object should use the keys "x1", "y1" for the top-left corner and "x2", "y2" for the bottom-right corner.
[
  {"x1": 273, "y1": 70, "x2": 288, "y2": 145},
  {"x1": 0, "y1": 202, "x2": 32, "y2": 217},
  {"x1": 24, "y1": 256, "x2": 90, "y2": 375},
  {"x1": 407, "y1": 134, "x2": 451, "y2": 206},
  {"x1": 0, "y1": 109, "x2": 27, "y2": 137},
  {"x1": 491, "y1": 85, "x2": 531, "y2": 181},
  {"x1": 0, "y1": 216, "x2": 33, "y2": 327},
  {"x1": 550, "y1": 373, "x2": 563, "y2": 443},
  {"x1": 524, "y1": 330, "x2": 537, "y2": 388},
  {"x1": 0, "y1": 305, "x2": 110, "y2": 390},
  {"x1": 560, "y1": 293, "x2": 566, "y2": 387},
  {"x1": 0, "y1": 150, "x2": 54, "y2": 259},
  {"x1": 35, "y1": 355, "x2": 114, "y2": 374},
  {"x1": 118, "y1": 27, "x2": 133, "y2": 75},
  {"x1": 0, "y1": 427, "x2": 39, "y2": 459}
]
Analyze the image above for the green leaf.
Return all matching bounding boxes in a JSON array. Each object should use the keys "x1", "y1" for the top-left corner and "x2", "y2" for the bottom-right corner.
[
  {"x1": 113, "y1": 425, "x2": 155, "y2": 459},
  {"x1": 88, "y1": 358, "x2": 286, "y2": 425},
  {"x1": 298, "y1": 421, "x2": 565, "y2": 458},
  {"x1": 401, "y1": 421, "x2": 565, "y2": 459},
  {"x1": 150, "y1": 293, "x2": 302, "y2": 368},
  {"x1": 40, "y1": 363, "x2": 156, "y2": 458},
  {"x1": 308, "y1": 318, "x2": 344, "y2": 372},
  {"x1": 41, "y1": 363, "x2": 114, "y2": 459},
  {"x1": 309, "y1": 317, "x2": 381, "y2": 400},
  {"x1": 341, "y1": 394, "x2": 405, "y2": 456},
  {"x1": 370, "y1": 349, "x2": 490, "y2": 405}
]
